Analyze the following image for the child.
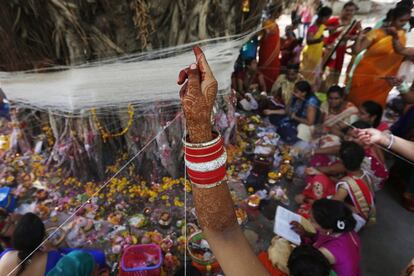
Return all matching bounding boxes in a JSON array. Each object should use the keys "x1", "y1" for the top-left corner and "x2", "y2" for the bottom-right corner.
[{"x1": 333, "y1": 141, "x2": 375, "y2": 231}]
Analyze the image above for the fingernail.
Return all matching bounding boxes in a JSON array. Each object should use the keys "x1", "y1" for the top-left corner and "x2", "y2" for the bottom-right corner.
[{"x1": 190, "y1": 63, "x2": 197, "y2": 69}]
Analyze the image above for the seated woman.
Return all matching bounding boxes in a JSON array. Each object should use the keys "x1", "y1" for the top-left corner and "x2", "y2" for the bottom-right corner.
[
  {"x1": 358, "y1": 100, "x2": 388, "y2": 131},
  {"x1": 309, "y1": 85, "x2": 360, "y2": 167},
  {"x1": 291, "y1": 199, "x2": 361, "y2": 276},
  {"x1": 237, "y1": 58, "x2": 267, "y2": 96},
  {"x1": 0, "y1": 213, "x2": 106, "y2": 276},
  {"x1": 0, "y1": 213, "x2": 55, "y2": 276},
  {"x1": 320, "y1": 85, "x2": 359, "y2": 137},
  {"x1": 333, "y1": 141, "x2": 375, "y2": 231},
  {"x1": 270, "y1": 63, "x2": 303, "y2": 106},
  {"x1": 264, "y1": 80, "x2": 320, "y2": 144},
  {"x1": 303, "y1": 138, "x2": 380, "y2": 222}
]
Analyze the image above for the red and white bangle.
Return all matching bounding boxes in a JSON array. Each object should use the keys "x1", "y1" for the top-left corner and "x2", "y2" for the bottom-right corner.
[{"x1": 183, "y1": 132, "x2": 227, "y2": 188}]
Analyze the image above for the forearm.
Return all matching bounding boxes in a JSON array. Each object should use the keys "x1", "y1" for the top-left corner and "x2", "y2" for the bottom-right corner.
[
  {"x1": 379, "y1": 133, "x2": 414, "y2": 161},
  {"x1": 204, "y1": 226, "x2": 269, "y2": 276},
  {"x1": 193, "y1": 169, "x2": 269, "y2": 276},
  {"x1": 181, "y1": 47, "x2": 269, "y2": 275},
  {"x1": 392, "y1": 37, "x2": 414, "y2": 56},
  {"x1": 188, "y1": 128, "x2": 268, "y2": 275}
]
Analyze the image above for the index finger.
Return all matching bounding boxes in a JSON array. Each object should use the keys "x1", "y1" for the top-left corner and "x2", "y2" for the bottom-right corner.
[{"x1": 193, "y1": 46, "x2": 214, "y2": 80}]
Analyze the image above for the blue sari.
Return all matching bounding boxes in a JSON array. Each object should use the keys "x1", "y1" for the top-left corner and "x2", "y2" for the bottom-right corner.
[{"x1": 270, "y1": 95, "x2": 320, "y2": 143}]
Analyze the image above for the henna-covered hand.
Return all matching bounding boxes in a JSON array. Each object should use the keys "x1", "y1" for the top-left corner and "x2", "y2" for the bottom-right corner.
[{"x1": 177, "y1": 46, "x2": 218, "y2": 143}]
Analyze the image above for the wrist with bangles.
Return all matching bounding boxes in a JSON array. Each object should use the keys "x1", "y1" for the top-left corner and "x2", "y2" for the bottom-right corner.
[
  {"x1": 386, "y1": 133, "x2": 395, "y2": 150},
  {"x1": 183, "y1": 131, "x2": 227, "y2": 189},
  {"x1": 380, "y1": 132, "x2": 394, "y2": 149}
]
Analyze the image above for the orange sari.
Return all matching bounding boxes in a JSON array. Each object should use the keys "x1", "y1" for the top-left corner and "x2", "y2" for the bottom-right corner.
[
  {"x1": 347, "y1": 29, "x2": 406, "y2": 107},
  {"x1": 259, "y1": 20, "x2": 281, "y2": 92}
]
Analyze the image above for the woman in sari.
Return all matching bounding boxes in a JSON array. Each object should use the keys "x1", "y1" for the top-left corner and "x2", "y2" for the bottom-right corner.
[
  {"x1": 291, "y1": 199, "x2": 361, "y2": 276},
  {"x1": 333, "y1": 141, "x2": 375, "y2": 231},
  {"x1": 258, "y1": 5, "x2": 283, "y2": 92},
  {"x1": 264, "y1": 80, "x2": 320, "y2": 143},
  {"x1": 300, "y1": 7, "x2": 332, "y2": 86},
  {"x1": 347, "y1": 6, "x2": 411, "y2": 108},
  {"x1": 321, "y1": 85, "x2": 359, "y2": 136}
]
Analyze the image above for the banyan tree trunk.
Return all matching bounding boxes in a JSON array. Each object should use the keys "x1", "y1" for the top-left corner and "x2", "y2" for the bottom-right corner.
[
  {"x1": 0, "y1": 0, "x2": 272, "y2": 180},
  {"x1": 0, "y1": 0, "x2": 269, "y2": 71}
]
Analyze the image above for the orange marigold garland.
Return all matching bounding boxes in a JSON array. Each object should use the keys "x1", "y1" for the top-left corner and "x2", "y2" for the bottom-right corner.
[{"x1": 91, "y1": 104, "x2": 135, "y2": 142}]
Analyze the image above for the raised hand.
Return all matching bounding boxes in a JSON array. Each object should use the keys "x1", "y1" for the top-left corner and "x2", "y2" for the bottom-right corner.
[
  {"x1": 354, "y1": 128, "x2": 386, "y2": 146},
  {"x1": 177, "y1": 46, "x2": 218, "y2": 143}
]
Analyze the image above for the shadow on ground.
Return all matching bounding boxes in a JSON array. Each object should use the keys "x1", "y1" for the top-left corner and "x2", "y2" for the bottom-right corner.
[{"x1": 360, "y1": 184, "x2": 414, "y2": 275}]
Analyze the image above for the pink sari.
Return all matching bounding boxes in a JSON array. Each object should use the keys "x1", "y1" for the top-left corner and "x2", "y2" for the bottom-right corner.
[{"x1": 314, "y1": 231, "x2": 361, "y2": 276}]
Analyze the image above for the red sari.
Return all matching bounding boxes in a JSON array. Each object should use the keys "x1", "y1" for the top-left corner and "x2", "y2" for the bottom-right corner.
[
  {"x1": 297, "y1": 174, "x2": 336, "y2": 218},
  {"x1": 259, "y1": 20, "x2": 281, "y2": 92}
]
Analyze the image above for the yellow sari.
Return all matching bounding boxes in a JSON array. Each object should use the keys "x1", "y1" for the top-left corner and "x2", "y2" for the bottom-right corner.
[
  {"x1": 300, "y1": 24, "x2": 326, "y2": 84},
  {"x1": 347, "y1": 29, "x2": 406, "y2": 107}
]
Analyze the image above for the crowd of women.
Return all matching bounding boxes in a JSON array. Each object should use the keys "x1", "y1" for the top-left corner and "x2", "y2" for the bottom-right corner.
[
  {"x1": 234, "y1": 0, "x2": 414, "y2": 216},
  {"x1": 225, "y1": 0, "x2": 414, "y2": 275}
]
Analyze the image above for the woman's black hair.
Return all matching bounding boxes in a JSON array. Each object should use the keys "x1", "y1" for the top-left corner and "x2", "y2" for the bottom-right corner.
[
  {"x1": 12, "y1": 213, "x2": 45, "y2": 275},
  {"x1": 342, "y1": 120, "x2": 371, "y2": 135},
  {"x1": 317, "y1": 6, "x2": 333, "y2": 19},
  {"x1": 385, "y1": 5, "x2": 411, "y2": 22},
  {"x1": 351, "y1": 120, "x2": 371, "y2": 130},
  {"x1": 288, "y1": 245, "x2": 331, "y2": 276},
  {"x1": 268, "y1": 3, "x2": 283, "y2": 17},
  {"x1": 327, "y1": 85, "x2": 345, "y2": 98},
  {"x1": 361, "y1": 100, "x2": 383, "y2": 128},
  {"x1": 295, "y1": 80, "x2": 313, "y2": 99},
  {"x1": 396, "y1": 0, "x2": 414, "y2": 9},
  {"x1": 312, "y1": 199, "x2": 357, "y2": 233},
  {"x1": 339, "y1": 141, "x2": 365, "y2": 172}
]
